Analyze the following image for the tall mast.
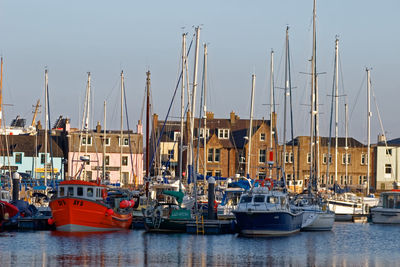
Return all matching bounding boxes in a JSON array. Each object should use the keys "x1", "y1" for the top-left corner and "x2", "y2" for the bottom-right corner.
[
  {"x1": 146, "y1": 70, "x2": 151, "y2": 197},
  {"x1": 189, "y1": 27, "x2": 200, "y2": 205},
  {"x1": 103, "y1": 101, "x2": 107, "y2": 182},
  {"x1": 309, "y1": 0, "x2": 317, "y2": 192},
  {"x1": 345, "y1": 103, "x2": 348, "y2": 184},
  {"x1": 334, "y1": 38, "x2": 339, "y2": 184},
  {"x1": 179, "y1": 34, "x2": 186, "y2": 191},
  {"x1": 84, "y1": 72, "x2": 91, "y2": 180},
  {"x1": 203, "y1": 43, "x2": 208, "y2": 183},
  {"x1": 120, "y1": 71, "x2": 124, "y2": 184},
  {"x1": 0, "y1": 57, "x2": 3, "y2": 127},
  {"x1": 247, "y1": 74, "x2": 256, "y2": 177},
  {"x1": 269, "y1": 50, "x2": 274, "y2": 179},
  {"x1": 44, "y1": 69, "x2": 48, "y2": 185},
  {"x1": 282, "y1": 27, "x2": 289, "y2": 183},
  {"x1": 366, "y1": 68, "x2": 371, "y2": 195}
]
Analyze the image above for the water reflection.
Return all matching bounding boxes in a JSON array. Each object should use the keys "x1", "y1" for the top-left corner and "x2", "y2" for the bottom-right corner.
[{"x1": 0, "y1": 224, "x2": 399, "y2": 266}]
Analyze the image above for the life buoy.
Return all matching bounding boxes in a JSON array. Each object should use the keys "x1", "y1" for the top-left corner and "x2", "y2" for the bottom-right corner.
[
  {"x1": 264, "y1": 178, "x2": 273, "y2": 190},
  {"x1": 102, "y1": 188, "x2": 108, "y2": 199},
  {"x1": 214, "y1": 200, "x2": 218, "y2": 211}
]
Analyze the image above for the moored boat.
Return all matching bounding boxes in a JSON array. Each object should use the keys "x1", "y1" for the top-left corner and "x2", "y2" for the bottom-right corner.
[
  {"x1": 233, "y1": 187, "x2": 303, "y2": 236},
  {"x1": 49, "y1": 180, "x2": 133, "y2": 232},
  {"x1": 371, "y1": 190, "x2": 400, "y2": 224}
]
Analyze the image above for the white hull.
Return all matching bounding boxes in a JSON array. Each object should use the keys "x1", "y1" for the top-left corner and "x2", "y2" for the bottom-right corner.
[
  {"x1": 302, "y1": 211, "x2": 335, "y2": 231},
  {"x1": 57, "y1": 224, "x2": 122, "y2": 232},
  {"x1": 371, "y1": 208, "x2": 400, "y2": 224},
  {"x1": 241, "y1": 228, "x2": 300, "y2": 236}
]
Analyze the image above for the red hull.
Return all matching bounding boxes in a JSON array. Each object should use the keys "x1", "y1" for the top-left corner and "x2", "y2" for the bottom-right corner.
[{"x1": 49, "y1": 197, "x2": 132, "y2": 232}]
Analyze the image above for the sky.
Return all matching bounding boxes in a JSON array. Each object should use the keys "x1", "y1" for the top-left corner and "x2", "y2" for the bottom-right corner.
[{"x1": 0, "y1": 0, "x2": 399, "y2": 145}]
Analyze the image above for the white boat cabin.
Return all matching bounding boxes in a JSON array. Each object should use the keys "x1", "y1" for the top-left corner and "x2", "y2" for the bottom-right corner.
[{"x1": 58, "y1": 184, "x2": 104, "y2": 201}]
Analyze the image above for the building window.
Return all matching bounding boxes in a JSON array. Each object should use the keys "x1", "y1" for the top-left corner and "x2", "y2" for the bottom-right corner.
[
  {"x1": 84, "y1": 155, "x2": 90, "y2": 165},
  {"x1": 168, "y1": 150, "x2": 174, "y2": 160},
  {"x1": 323, "y1": 154, "x2": 327, "y2": 164},
  {"x1": 307, "y1": 153, "x2": 311, "y2": 164},
  {"x1": 259, "y1": 149, "x2": 266, "y2": 163},
  {"x1": 104, "y1": 137, "x2": 111, "y2": 146},
  {"x1": 199, "y1": 128, "x2": 209, "y2": 138},
  {"x1": 206, "y1": 171, "x2": 213, "y2": 177},
  {"x1": 361, "y1": 154, "x2": 366, "y2": 165},
  {"x1": 15, "y1": 153, "x2": 22, "y2": 164},
  {"x1": 119, "y1": 137, "x2": 129, "y2": 146},
  {"x1": 122, "y1": 172, "x2": 129, "y2": 185},
  {"x1": 104, "y1": 155, "x2": 110, "y2": 166},
  {"x1": 214, "y1": 149, "x2": 220, "y2": 162},
  {"x1": 258, "y1": 172, "x2": 266, "y2": 179},
  {"x1": 81, "y1": 136, "x2": 92, "y2": 145},
  {"x1": 386, "y1": 149, "x2": 392, "y2": 156},
  {"x1": 342, "y1": 154, "x2": 351, "y2": 165},
  {"x1": 214, "y1": 170, "x2": 221, "y2": 177},
  {"x1": 285, "y1": 152, "x2": 293, "y2": 163},
  {"x1": 41, "y1": 154, "x2": 46, "y2": 164},
  {"x1": 174, "y1": 131, "x2": 181, "y2": 142},
  {"x1": 86, "y1": 171, "x2": 92, "y2": 180},
  {"x1": 122, "y1": 156, "x2": 128, "y2": 166},
  {"x1": 385, "y1": 164, "x2": 392, "y2": 176},
  {"x1": 218, "y1": 129, "x2": 229, "y2": 139},
  {"x1": 260, "y1": 133, "x2": 265, "y2": 141},
  {"x1": 208, "y1": 149, "x2": 213, "y2": 162}
]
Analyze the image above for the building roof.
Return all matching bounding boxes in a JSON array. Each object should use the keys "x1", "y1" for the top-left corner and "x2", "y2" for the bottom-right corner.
[{"x1": 287, "y1": 136, "x2": 365, "y2": 148}]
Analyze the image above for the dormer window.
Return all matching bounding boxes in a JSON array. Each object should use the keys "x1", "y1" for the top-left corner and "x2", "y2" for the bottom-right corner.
[
  {"x1": 119, "y1": 137, "x2": 129, "y2": 146},
  {"x1": 218, "y1": 129, "x2": 229, "y2": 139},
  {"x1": 199, "y1": 128, "x2": 210, "y2": 138},
  {"x1": 260, "y1": 133, "x2": 265, "y2": 141},
  {"x1": 81, "y1": 136, "x2": 92, "y2": 146}
]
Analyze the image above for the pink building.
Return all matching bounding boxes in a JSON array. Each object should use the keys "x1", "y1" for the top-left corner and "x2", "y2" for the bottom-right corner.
[{"x1": 65, "y1": 121, "x2": 143, "y2": 186}]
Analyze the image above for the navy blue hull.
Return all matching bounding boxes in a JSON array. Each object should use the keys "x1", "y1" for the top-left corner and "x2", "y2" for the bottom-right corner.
[{"x1": 234, "y1": 211, "x2": 303, "y2": 236}]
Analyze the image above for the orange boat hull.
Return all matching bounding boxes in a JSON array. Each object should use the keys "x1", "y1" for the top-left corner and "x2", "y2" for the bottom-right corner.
[{"x1": 49, "y1": 197, "x2": 132, "y2": 232}]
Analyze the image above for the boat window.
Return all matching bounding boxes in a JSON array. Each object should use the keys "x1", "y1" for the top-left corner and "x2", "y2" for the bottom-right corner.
[
  {"x1": 387, "y1": 195, "x2": 395, "y2": 209},
  {"x1": 67, "y1": 187, "x2": 74, "y2": 196},
  {"x1": 87, "y1": 188, "x2": 94, "y2": 197},
  {"x1": 267, "y1": 196, "x2": 278, "y2": 204},
  {"x1": 96, "y1": 188, "x2": 101, "y2": 198},
  {"x1": 77, "y1": 187, "x2": 83, "y2": 196},
  {"x1": 240, "y1": 195, "x2": 253, "y2": 203},
  {"x1": 280, "y1": 197, "x2": 286, "y2": 205},
  {"x1": 59, "y1": 187, "x2": 65, "y2": 197},
  {"x1": 254, "y1": 195, "x2": 265, "y2": 203}
]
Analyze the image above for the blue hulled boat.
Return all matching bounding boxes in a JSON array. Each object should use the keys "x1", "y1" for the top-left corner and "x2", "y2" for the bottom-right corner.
[{"x1": 233, "y1": 186, "x2": 303, "y2": 236}]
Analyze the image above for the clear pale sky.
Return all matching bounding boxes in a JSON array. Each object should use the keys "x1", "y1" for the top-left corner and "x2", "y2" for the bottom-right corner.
[{"x1": 0, "y1": 0, "x2": 399, "y2": 145}]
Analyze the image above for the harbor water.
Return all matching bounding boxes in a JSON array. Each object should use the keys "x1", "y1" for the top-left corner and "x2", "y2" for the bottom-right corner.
[{"x1": 0, "y1": 222, "x2": 398, "y2": 266}]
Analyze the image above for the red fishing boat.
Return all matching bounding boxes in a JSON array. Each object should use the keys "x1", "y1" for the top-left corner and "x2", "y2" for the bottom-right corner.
[{"x1": 49, "y1": 180, "x2": 134, "y2": 232}]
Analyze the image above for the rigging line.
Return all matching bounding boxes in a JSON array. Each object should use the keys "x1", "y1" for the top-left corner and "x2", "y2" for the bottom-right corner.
[
  {"x1": 371, "y1": 79, "x2": 387, "y2": 143},
  {"x1": 123, "y1": 81, "x2": 136, "y2": 185},
  {"x1": 140, "y1": 85, "x2": 146, "y2": 123},
  {"x1": 349, "y1": 72, "x2": 366, "y2": 123},
  {"x1": 149, "y1": 34, "x2": 195, "y2": 173}
]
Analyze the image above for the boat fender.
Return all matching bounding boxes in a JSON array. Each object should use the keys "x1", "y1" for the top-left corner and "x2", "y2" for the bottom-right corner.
[
  {"x1": 102, "y1": 189, "x2": 108, "y2": 199},
  {"x1": 47, "y1": 218, "x2": 54, "y2": 225},
  {"x1": 214, "y1": 200, "x2": 218, "y2": 211},
  {"x1": 119, "y1": 200, "x2": 129, "y2": 209},
  {"x1": 322, "y1": 204, "x2": 327, "y2": 211},
  {"x1": 154, "y1": 207, "x2": 162, "y2": 218},
  {"x1": 106, "y1": 209, "x2": 114, "y2": 216},
  {"x1": 145, "y1": 208, "x2": 153, "y2": 218}
]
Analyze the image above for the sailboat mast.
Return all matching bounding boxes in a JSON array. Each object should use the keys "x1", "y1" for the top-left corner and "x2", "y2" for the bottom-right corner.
[
  {"x1": 179, "y1": 34, "x2": 186, "y2": 191},
  {"x1": 103, "y1": 101, "x2": 107, "y2": 182},
  {"x1": 189, "y1": 27, "x2": 200, "y2": 204},
  {"x1": 366, "y1": 68, "x2": 371, "y2": 195},
  {"x1": 44, "y1": 69, "x2": 48, "y2": 185},
  {"x1": 120, "y1": 71, "x2": 124, "y2": 184},
  {"x1": 309, "y1": 0, "x2": 317, "y2": 191},
  {"x1": 84, "y1": 72, "x2": 91, "y2": 181},
  {"x1": 334, "y1": 38, "x2": 339, "y2": 184},
  {"x1": 345, "y1": 103, "x2": 348, "y2": 184},
  {"x1": 247, "y1": 74, "x2": 256, "y2": 177},
  {"x1": 283, "y1": 27, "x2": 289, "y2": 183},
  {"x1": 0, "y1": 57, "x2": 3, "y2": 127},
  {"x1": 145, "y1": 71, "x2": 151, "y2": 197},
  {"x1": 203, "y1": 43, "x2": 208, "y2": 183},
  {"x1": 269, "y1": 50, "x2": 274, "y2": 179}
]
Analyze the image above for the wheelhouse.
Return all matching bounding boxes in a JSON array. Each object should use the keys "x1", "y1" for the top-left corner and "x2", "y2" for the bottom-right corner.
[{"x1": 58, "y1": 181, "x2": 104, "y2": 201}]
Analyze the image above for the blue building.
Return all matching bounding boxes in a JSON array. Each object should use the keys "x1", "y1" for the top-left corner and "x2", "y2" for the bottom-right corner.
[{"x1": 0, "y1": 131, "x2": 66, "y2": 181}]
